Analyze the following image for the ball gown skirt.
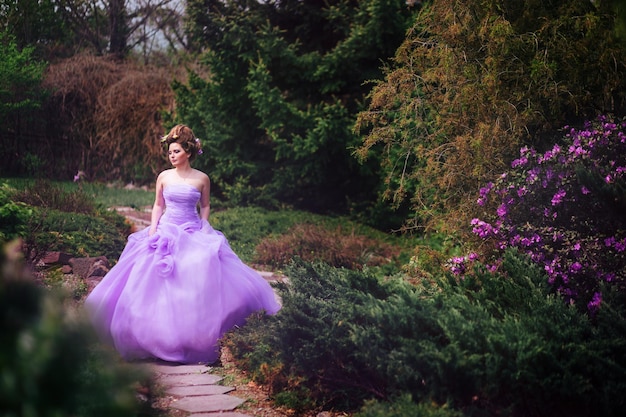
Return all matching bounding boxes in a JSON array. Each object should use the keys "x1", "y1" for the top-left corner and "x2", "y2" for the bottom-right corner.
[{"x1": 84, "y1": 184, "x2": 281, "y2": 364}]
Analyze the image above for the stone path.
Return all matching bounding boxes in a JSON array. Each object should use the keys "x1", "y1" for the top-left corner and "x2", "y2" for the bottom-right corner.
[
  {"x1": 149, "y1": 362, "x2": 252, "y2": 416},
  {"x1": 117, "y1": 206, "x2": 286, "y2": 416},
  {"x1": 114, "y1": 206, "x2": 152, "y2": 230}
]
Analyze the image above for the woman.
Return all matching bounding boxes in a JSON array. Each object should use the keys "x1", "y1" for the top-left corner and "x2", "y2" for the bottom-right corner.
[{"x1": 85, "y1": 125, "x2": 281, "y2": 364}]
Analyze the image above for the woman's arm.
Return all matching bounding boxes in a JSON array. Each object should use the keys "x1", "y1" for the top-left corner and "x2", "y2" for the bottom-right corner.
[
  {"x1": 199, "y1": 174, "x2": 211, "y2": 221},
  {"x1": 149, "y1": 173, "x2": 166, "y2": 235}
]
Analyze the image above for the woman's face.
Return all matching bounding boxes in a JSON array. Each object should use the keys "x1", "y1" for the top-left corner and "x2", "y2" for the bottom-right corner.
[{"x1": 168, "y1": 142, "x2": 190, "y2": 167}]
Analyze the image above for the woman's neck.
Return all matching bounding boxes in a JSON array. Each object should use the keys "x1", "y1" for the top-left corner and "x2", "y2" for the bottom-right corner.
[{"x1": 175, "y1": 164, "x2": 192, "y2": 174}]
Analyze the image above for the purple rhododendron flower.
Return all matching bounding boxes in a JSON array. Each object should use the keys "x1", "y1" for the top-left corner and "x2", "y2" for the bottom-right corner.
[
  {"x1": 477, "y1": 182, "x2": 494, "y2": 206},
  {"x1": 587, "y1": 292, "x2": 602, "y2": 313},
  {"x1": 471, "y1": 218, "x2": 498, "y2": 238},
  {"x1": 551, "y1": 189, "x2": 566, "y2": 206},
  {"x1": 570, "y1": 262, "x2": 583, "y2": 273},
  {"x1": 526, "y1": 167, "x2": 540, "y2": 184},
  {"x1": 481, "y1": 182, "x2": 494, "y2": 195},
  {"x1": 511, "y1": 157, "x2": 528, "y2": 168},
  {"x1": 447, "y1": 252, "x2": 484, "y2": 277},
  {"x1": 569, "y1": 145, "x2": 586, "y2": 157},
  {"x1": 472, "y1": 114, "x2": 626, "y2": 313}
]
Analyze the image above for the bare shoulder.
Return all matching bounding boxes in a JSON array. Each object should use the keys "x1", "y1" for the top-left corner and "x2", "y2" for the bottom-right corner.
[
  {"x1": 158, "y1": 169, "x2": 175, "y2": 180},
  {"x1": 158, "y1": 169, "x2": 176, "y2": 183},
  {"x1": 193, "y1": 169, "x2": 210, "y2": 183}
]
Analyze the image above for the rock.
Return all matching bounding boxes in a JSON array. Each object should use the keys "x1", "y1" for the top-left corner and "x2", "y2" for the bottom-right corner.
[
  {"x1": 69, "y1": 256, "x2": 109, "y2": 279},
  {"x1": 85, "y1": 276, "x2": 103, "y2": 293},
  {"x1": 87, "y1": 258, "x2": 110, "y2": 277},
  {"x1": 40, "y1": 251, "x2": 72, "y2": 266},
  {"x1": 61, "y1": 265, "x2": 72, "y2": 274}
]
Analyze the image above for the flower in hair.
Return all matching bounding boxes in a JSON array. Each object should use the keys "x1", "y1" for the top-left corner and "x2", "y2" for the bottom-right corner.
[{"x1": 195, "y1": 138, "x2": 203, "y2": 155}]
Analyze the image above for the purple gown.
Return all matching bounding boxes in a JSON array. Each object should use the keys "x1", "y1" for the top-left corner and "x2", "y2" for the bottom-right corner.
[{"x1": 85, "y1": 183, "x2": 281, "y2": 364}]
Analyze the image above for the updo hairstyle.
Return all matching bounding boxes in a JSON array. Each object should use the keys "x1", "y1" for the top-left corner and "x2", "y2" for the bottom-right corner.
[{"x1": 162, "y1": 124, "x2": 202, "y2": 162}]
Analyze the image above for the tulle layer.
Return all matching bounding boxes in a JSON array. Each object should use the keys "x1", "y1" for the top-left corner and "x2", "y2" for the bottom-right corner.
[{"x1": 85, "y1": 219, "x2": 280, "y2": 364}]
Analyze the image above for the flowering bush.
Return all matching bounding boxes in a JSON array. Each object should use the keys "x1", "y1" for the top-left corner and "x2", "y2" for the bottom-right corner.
[{"x1": 470, "y1": 115, "x2": 626, "y2": 312}]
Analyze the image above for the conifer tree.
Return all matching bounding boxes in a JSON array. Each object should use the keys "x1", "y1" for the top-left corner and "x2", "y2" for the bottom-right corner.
[
  {"x1": 356, "y1": 0, "x2": 626, "y2": 232},
  {"x1": 178, "y1": 0, "x2": 417, "y2": 215}
]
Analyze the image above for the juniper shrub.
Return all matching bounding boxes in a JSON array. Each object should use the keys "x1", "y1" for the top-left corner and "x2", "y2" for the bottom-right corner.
[{"x1": 224, "y1": 253, "x2": 626, "y2": 417}]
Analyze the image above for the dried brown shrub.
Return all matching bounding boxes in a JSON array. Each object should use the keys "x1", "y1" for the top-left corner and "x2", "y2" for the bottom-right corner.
[
  {"x1": 254, "y1": 223, "x2": 400, "y2": 270},
  {"x1": 94, "y1": 70, "x2": 174, "y2": 180},
  {"x1": 43, "y1": 53, "x2": 174, "y2": 182}
]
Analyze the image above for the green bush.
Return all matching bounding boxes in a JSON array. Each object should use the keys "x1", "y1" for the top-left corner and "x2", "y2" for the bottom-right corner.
[
  {"x1": 226, "y1": 260, "x2": 439, "y2": 410},
  {"x1": 356, "y1": 0, "x2": 626, "y2": 232},
  {"x1": 0, "y1": 243, "x2": 145, "y2": 417},
  {"x1": 0, "y1": 201, "x2": 33, "y2": 242},
  {"x1": 178, "y1": 1, "x2": 415, "y2": 216},
  {"x1": 33, "y1": 208, "x2": 129, "y2": 259},
  {"x1": 1, "y1": 178, "x2": 156, "y2": 211},
  {"x1": 0, "y1": 183, "x2": 32, "y2": 241},
  {"x1": 225, "y1": 251, "x2": 626, "y2": 416},
  {"x1": 212, "y1": 206, "x2": 412, "y2": 267},
  {"x1": 0, "y1": 181, "x2": 130, "y2": 261},
  {"x1": 210, "y1": 207, "x2": 305, "y2": 262},
  {"x1": 10, "y1": 179, "x2": 96, "y2": 214},
  {"x1": 356, "y1": 395, "x2": 462, "y2": 417},
  {"x1": 427, "y1": 251, "x2": 626, "y2": 416}
]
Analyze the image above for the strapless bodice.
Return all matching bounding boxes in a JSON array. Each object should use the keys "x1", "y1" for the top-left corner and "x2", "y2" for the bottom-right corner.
[{"x1": 161, "y1": 184, "x2": 201, "y2": 225}]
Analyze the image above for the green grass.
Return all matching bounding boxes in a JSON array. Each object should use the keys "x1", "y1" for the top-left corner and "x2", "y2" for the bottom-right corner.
[
  {"x1": 81, "y1": 183, "x2": 155, "y2": 208},
  {"x1": 211, "y1": 206, "x2": 418, "y2": 266},
  {"x1": 2, "y1": 177, "x2": 424, "y2": 267},
  {"x1": 2, "y1": 177, "x2": 155, "y2": 208}
]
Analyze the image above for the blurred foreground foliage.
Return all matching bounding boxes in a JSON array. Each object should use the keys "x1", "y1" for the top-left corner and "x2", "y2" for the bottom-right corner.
[{"x1": 0, "y1": 241, "x2": 147, "y2": 417}]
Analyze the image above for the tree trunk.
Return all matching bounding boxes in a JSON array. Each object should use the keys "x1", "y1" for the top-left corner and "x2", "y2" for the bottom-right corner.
[{"x1": 109, "y1": 0, "x2": 128, "y2": 59}]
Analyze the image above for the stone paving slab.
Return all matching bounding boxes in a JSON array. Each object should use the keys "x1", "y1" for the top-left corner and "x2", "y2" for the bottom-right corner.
[
  {"x1": 158, "y1": 373, "x2": 223, "y2": 386},
  {"x1": 150, "y1": 363, "x2": 211, "y2": 374},
  {"x1": 170, "y1": 394, "x2": 245, "y2": 413},
  {"x1": 191, "y1": 413, "x2": 251, "y2": 417},
  {"x1": 166, "y1": 384, "x2": 234, "y2": 396}
]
